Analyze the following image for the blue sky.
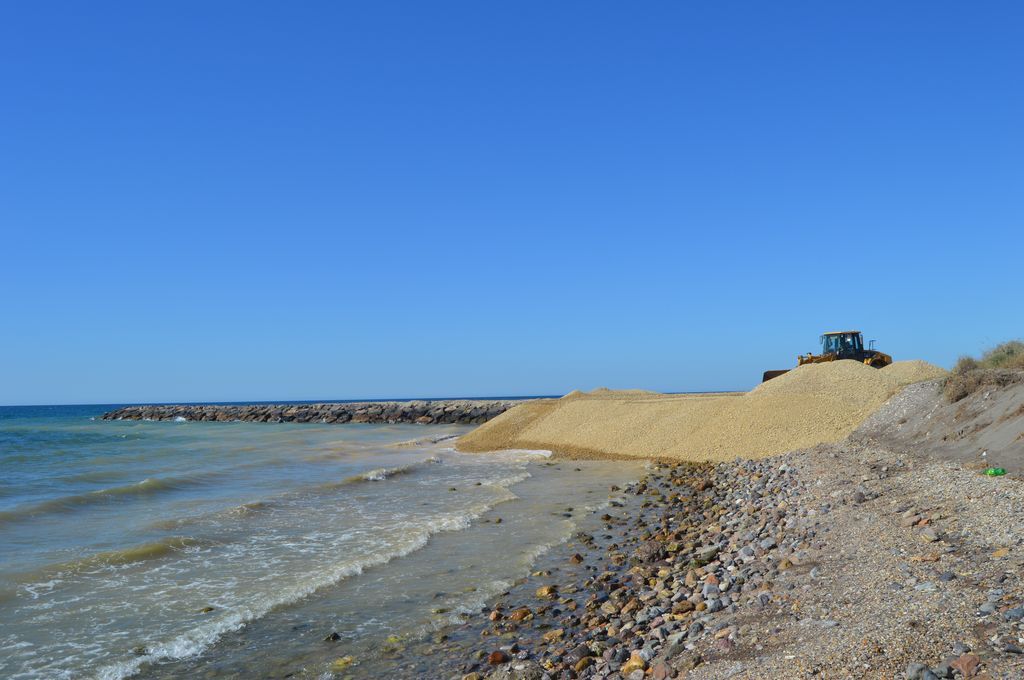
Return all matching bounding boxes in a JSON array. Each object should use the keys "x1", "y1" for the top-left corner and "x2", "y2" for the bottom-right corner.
[{"x1": 2, "y1": 2, "x2": 1021, "y2": 404}]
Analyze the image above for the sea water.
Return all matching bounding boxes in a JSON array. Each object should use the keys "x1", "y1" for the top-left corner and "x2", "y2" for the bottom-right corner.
[{"x1": 0, "y1": 405, "x2": 645, "y2": 679}]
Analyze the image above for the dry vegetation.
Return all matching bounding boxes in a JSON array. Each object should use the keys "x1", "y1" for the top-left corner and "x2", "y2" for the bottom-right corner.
[{"x1": 943, "y1": 340, "x2": 1024, "y2": 402}]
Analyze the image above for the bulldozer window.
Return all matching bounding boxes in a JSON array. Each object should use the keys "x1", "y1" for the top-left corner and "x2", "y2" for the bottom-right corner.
[{"x1": 823, "y1": 334, "x2": 863, "y2": 354}]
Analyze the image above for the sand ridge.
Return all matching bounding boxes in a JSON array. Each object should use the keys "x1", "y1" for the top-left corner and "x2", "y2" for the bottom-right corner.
[{"x1": 456, "y1": 360, "x2": 947, "y2": 461}]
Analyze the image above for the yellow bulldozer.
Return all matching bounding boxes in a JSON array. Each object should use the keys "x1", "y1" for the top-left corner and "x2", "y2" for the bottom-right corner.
[{"x1": 762, "y1": 330, "x2": 892, "y2": 382}]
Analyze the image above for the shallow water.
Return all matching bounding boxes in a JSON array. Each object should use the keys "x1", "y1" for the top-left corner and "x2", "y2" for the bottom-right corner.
[{"x1": 0, "y1": 405, "x2": 644, "y2": 679}]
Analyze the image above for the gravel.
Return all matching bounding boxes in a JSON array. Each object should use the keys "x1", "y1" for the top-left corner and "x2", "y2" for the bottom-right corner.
[{"x1": 458, "y1": 360, "x2": 947, "y2": 461}]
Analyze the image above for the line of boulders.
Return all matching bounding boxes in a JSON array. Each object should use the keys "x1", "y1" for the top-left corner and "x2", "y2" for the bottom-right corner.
[{"x1": 100, "y1": 400, "x2": 522, "y2": 425}]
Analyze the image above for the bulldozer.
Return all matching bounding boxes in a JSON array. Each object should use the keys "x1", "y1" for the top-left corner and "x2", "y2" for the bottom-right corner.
[{"x1": 762, "y1": 331, "x2": 893, "y2": 382}]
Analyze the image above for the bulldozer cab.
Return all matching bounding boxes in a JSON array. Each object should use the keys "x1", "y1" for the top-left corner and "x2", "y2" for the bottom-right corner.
[{"x1": 822, "y1": 331, "x2": 863, "y2": 359}]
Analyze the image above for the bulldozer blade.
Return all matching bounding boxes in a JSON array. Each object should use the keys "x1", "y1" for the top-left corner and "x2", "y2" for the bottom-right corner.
[{"x1": 762, "y1": 369, "x2": 790, "y2": 382}]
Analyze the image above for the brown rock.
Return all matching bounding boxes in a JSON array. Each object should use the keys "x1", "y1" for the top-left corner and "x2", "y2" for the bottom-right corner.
[
  {"x1": 488, "y1": 650, "x2": 510, "y2": 665},
  {"x1": 535, "y1": 585, "x2": 558, "y2": 598},
  {"x1": 950, "y1": 653, "x2": 981, "y2": 678},
  {"x1": 508, "y1": 607, "x2": 533, "y2": 621},
  {"x1": 574, "y1": 657, "x2": 594, "y2": 673},
  {"x1": 651, "y1": 661, "x2": 673, "y2": 680},
  {"x1": 542, "y1": 628, "x2": 564, "y2": 642}
]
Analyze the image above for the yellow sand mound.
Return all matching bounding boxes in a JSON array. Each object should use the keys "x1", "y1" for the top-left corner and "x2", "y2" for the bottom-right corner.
[{"x1": 457, "y1": 360, "x2": 946, "y2": 461}]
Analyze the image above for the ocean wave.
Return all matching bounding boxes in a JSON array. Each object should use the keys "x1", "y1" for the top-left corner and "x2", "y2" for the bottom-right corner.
[
  {"x1": 392, "y1": 433, "x2": 460, "y2": 448},
  {"x1": 318, "y1": 456, "x2": 442, "y2": 490},
  {"x1": 360, "y1": 466, "x2": 410, "y2": 482},
  {"x1": 147, "y1": 500, "x2": 273, "y2": 531},
  {"x1": 92, "y1": 498, "x2": 513, "y2": 680},
  {"x1": 17, "y1": 537, "x2": 212, "y2": 587},
  {"x1": 0, "y1": 473, "x2": 223, "y2": 526},
  {"x1": 481, "y1": 471, "x2": 532, "y2": 488}
]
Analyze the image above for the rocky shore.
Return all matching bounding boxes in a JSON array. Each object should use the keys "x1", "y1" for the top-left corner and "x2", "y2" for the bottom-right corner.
[
  {"x1": 364, "y1": 433, "x2": 1024, "y2": 678},
  {"x1": 415, "y1": 458, "x2": 811, "y2": 680},
  {"x1": 100, "y1": 400, "x2": 522, "y2": 425}
]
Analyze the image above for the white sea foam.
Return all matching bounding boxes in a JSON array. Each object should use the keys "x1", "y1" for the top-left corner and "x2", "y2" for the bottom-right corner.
[
  {"x1": 91, "y1": 496, "x2": 518, "y2": 680},
  {"x1": 361, "y1": 467, "x2": 403, "y2": 481}
]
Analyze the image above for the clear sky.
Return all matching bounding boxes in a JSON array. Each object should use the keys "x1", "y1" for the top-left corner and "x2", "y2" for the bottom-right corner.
[{"x1": 2, "y1": 2, "x2": 1022, "y2": 405}]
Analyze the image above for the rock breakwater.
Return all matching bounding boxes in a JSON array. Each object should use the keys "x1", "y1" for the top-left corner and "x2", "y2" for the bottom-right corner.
[{"x1": 101, "y1": 400, "x2": 522, "y2": 425}]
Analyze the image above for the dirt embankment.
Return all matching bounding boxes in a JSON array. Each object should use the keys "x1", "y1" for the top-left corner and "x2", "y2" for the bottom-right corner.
[
  {"x1": 854, "y1": 371, "x2": 1024, "y2": 474},
  {"x1": 456, "y1": 360, "x2": 947, "y2": 461}
]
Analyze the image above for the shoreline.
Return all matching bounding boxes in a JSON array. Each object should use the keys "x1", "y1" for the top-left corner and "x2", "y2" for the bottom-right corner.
[{"x1": 365, "y1": 442, "x2": 1024, "y2": 679}]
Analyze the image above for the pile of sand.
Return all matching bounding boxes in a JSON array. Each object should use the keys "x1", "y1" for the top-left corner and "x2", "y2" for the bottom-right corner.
[{"x1": 457, "y1": 360, "x2": 947, "y2": 461}]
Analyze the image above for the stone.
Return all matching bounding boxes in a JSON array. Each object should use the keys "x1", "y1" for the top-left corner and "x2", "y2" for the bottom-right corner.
[
  {"x1": 620, "y1": 651, "x2": 648, "y2": 676},
  {"x1": 330, "y1": 656, "x2": 355, "y2": 672},
  {"x1": 542, "y1": 628, "x2": 564, "y2": 642},
  {"x1": 650, "y1": 661, "x2": 673, "y2": 680},
  {"x1": 573, "y1": 657, "x2": 593, "y2": 673},
  {"x1": 535, "y1": 585, "x2": 558, "y2": 598},
  {"x1": 484, "y1": 660, "x2": 545, "y2": 680},
  {"x1": 1004, "y1": 606, "x2": 1024, "y2": 621},
  {"x1": 635, "y1": 540, "x2": 663, "y2": 563},
  {"x1": 906, "y1": 662, "x2": 928, "y2": 679},
  {"x1": 949, "y1": 654, "x2": 980, "y2": 677},
  {"x1": 488, "y1": 650, "x2": 511, "y2": 665}
]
